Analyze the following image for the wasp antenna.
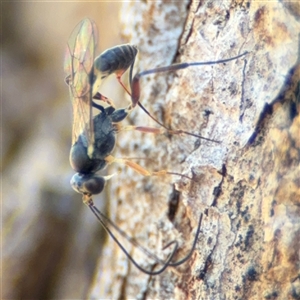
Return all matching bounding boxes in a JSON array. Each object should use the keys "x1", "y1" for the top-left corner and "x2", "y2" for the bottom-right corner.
[
  {"x1": 90, "y1": 204, "x2": 184, "y2": 275},
  {"x1": 92, "y1": 205, "x2": 168, "y2": 262},
  {"x1": 167, "y1": 213, "x2": 203, "y2": 267}
]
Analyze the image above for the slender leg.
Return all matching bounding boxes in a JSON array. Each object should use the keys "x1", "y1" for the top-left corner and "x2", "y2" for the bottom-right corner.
[
  {"x1": 105, "y1": 155, "x2": 191, "y2": 179},
  {"x1": 115, "y1": 124, "x2": 164, "y2": 134},
  {"x1": 110, "y1": 88, "x2": 220, "y2": 143},
  {"x1": 112, "y1": 53, "x2": 251, "y2": 143},
  {"x1": 130, "y1": 51, "x2": 249, "y2": 106},
  {"x1": 93, "y1": 92, "x2": 116, "y2": 108},
  {"x1": 96, "y1": 52, "x2": 250, "y2": 143},
  {"x1": 105, "y1": 154, "x2": 166, "y2": 176},
  {"x1": 116, "y1": 74, "x2": 132, "y2": 96},
  {"x1": 115, "y1": 124, "x2": 219, "y2": 143}
]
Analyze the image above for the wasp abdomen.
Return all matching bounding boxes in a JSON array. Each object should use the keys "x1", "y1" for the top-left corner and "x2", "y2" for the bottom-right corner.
[{"x1": 94, "y1": 44, "x2": 138, "y2": 78}]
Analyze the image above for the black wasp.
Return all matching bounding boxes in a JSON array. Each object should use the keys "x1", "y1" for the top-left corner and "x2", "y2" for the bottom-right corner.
[{"x1": 64, "y1": 18, "x2": 247, "y2": 275}]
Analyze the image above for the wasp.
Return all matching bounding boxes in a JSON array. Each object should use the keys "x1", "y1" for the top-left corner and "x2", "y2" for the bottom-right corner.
[{"x1": 64, "y1": 18, "x2": 247, "y2": 275}]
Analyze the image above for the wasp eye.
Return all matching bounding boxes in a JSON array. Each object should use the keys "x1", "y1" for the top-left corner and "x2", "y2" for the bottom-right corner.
[{"x1": 83, "y1": 176, "x2": 105, "y2": 194}]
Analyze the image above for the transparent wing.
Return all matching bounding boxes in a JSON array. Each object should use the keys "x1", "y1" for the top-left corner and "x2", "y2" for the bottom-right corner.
[{"x1": 64, "y1": 18, "x2": 98, "y2": 157}]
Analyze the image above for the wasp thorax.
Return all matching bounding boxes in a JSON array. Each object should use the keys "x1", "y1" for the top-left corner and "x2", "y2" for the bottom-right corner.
[
  {"x1": 71, "y1": 173, "x2": 105, "y2": 195},
  {"x1": 69, "y1": 136, "x2": 107, "y2": 174}
]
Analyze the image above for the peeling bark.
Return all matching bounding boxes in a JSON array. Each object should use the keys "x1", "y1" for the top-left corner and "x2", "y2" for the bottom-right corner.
[{"x1": 89, "y1": 1, "x2": 300, "y2": 299}]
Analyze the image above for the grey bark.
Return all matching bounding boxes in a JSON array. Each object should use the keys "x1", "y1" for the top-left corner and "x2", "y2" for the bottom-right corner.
[{"x1": 88, "y1": 1, "x2": 300, "y2": 300}]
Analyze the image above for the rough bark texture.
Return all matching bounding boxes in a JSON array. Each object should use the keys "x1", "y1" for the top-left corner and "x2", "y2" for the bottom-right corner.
[{"x1": 89, "y1": 1, "x2": 300, "y2": 300}]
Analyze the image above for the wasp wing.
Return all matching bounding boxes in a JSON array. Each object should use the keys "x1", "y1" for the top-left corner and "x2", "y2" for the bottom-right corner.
[{"x1": 64, "y1": 18, "x2": 98, "y2": 158}]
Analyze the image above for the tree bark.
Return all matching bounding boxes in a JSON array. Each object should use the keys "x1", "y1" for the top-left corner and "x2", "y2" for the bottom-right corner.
[{"x1": 89, "y1": 1, "x2": 300, "y2": 299}]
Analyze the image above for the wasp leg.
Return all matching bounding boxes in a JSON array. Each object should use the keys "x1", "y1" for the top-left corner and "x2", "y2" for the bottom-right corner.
[
  {"x1": 105, "y1": 155, "x2": 192, "y2": 180},
  {"x1": 115, "y1": 124, "x2": 163, "y2": 134},
  {"x1": 121, "y1": 52, "x2": 249, "y2": 142},
  {"x1": 116, "y1": 124, "x2": 219, "y2": 143},
  {"x1": 116, "y1": 72, "x2": 132, "y2": 96},
  {"x1": 114, "y1": 99, "x2": 220, "y2": 143},
  {"x1": 115, "y1": 119, "x2": 221, "y2": 144},
  {"x1": 105, "y1": 154, "x2": 166, "y2": 176},
  {"x1": 93, "y1": 92, "x2": 116, "y2": 108},
  {"x1": 122, "y1": 104, "x2": 220, "y2": 143},
  {"x1": 130, "y1": 51, "x2": 249, "y2": 107}
]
